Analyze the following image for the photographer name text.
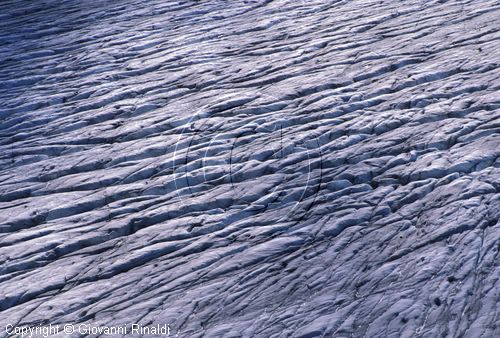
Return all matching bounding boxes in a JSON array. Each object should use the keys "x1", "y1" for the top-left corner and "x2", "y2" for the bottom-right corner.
[{"x1": 6, "y1": 323, "x2": 171, "y2": 337}]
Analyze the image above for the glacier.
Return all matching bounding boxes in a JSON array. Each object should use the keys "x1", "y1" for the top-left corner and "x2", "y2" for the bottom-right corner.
[{"x1": 0, "y1": 0, "x2": 499, "y2": 337}]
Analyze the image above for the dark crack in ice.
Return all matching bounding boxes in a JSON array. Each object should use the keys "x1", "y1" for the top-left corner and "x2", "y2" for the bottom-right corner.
[{"x1": 0, "y1": 0, "x2": 499, "y2": 337}]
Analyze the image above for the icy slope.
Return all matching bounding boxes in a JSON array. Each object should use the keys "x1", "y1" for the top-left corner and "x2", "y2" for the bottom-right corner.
[{"x1": 0, "y1": 0, "x2": 499, "y2": 337}]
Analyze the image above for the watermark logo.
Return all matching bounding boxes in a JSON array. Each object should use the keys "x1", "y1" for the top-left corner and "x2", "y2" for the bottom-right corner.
[{"x1": 172, "y1": 92, "x2": 323, "y2": 225}]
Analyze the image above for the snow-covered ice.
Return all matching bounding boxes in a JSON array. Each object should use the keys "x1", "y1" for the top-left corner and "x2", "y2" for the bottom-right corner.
[{"x1": 0, "y1": 0, "x2": 499, "y2": 337}]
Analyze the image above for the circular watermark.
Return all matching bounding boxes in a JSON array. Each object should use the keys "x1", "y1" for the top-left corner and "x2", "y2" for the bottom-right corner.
[{"x1": 172, "y1": 91, "x2": 323, "y2": 225}]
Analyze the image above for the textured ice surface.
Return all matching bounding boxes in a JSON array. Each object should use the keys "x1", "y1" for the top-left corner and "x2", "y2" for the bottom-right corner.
[{"x1": 0, "y1": 0, "x2": 499, "y2": 337}]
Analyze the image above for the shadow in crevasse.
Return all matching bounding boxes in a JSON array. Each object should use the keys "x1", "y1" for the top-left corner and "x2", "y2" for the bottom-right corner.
[{"x1": 0, "y1": 0, "x2": 140, "y2": 120}]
